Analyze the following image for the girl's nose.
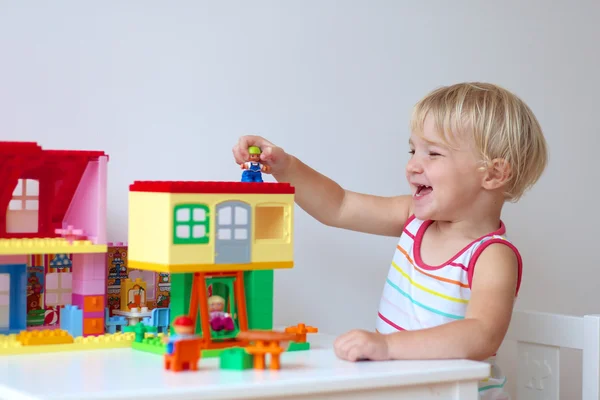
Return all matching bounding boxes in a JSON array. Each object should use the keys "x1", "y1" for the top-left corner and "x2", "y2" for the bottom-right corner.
[{"x1": 406, "y1": 156, "x2": 423, "y2": 174}]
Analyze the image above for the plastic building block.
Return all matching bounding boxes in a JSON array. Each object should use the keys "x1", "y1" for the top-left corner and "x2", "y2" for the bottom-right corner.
[
  {"x1": 55, "y1": 226, "x2": 85, "y2": 244},
  {"x1": 0, "y1": 238, "x2": 106, "y2": 255},
  {"x1": 123, "y1": 322, "x2": 158, "y2": 343},
  {"x1": 16, "y1": 329, "x2": 74, "y2": 346},
  {"x1": 285, "y1": 323, "x2": 318, "y2": 343},
  {"x1": 62, "y1": 154, "x2": 108, "y2": 244},
  {"x1": 0, "y1": 331, "x2": 134, "y2": 355},
  {"x1": 60, "y1": 305, "x2": 83, "y2": 337},
  {"x1": 0, "y1": 142, "x2": 107, "y2": 240},
  {"x1": 237, "y1": 330, "x2": 297, "y2": 370},
  {"x1": 128, "y1": 181, "x2": 295, "y2": 274},
  {"x1": 129, "y1": 181, "x2": 294, "y2": 194},
  {"x1": 0, "y1": 263, "x2": 27, "y2": 334},
  {"x1": 244, "y1": 270, "x2": 274, "y2": 330},
  {"x1": 132, "y1": 335, "x2": 167, "y2": 355},
  {"x1": 287, "y1": 341, "x2": 310, "y2": 352},
  {"x1": 219, "y1": 347, "x2": 253, "y2": 370}
]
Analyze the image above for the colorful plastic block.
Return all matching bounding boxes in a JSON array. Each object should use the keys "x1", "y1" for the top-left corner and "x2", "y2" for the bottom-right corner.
[
  {"x1": 128, "y1": 182, "x2": 295, "y2": 273},
  {"x1": 219, "y1": 347, "x2": 253, "y2": 370}
]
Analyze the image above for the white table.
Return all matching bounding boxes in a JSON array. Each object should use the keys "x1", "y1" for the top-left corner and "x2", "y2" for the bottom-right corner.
[
  {"x1": 112, "y1": 309, "x2": 152, "y2": 325},
  {"x1": 0, "y1": 331, "x2": 489, "y2": 400}
]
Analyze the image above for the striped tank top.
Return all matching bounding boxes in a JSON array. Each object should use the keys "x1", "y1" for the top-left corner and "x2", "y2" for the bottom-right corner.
[{"x1": 375, "y1": 215, "x2": 522, "y2": 399}]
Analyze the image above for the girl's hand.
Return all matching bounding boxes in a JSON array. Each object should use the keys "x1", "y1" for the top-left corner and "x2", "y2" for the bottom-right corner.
[
  {"x1": 333, "y1": 329, "x2": 391, "y2": 362},
  {"x1": 232, "y1": 135, "x2": 291, "y2": 175}
]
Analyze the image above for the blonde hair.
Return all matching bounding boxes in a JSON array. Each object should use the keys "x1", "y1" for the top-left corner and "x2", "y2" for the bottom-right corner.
[
  {"x1": 208, "y1": 295, "x2": 224, "y2": 305},
  {"x1": 410, "y1": 82, "x2": 548, "y2": 202}
]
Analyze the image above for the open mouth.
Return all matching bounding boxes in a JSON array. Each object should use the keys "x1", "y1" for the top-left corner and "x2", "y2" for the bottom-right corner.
[{"x1": 415, "y1": 185, "x2": 433, "y2": 197}]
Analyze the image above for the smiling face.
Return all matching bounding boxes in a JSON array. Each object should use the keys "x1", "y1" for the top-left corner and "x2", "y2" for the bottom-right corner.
[{"x1": 406, "y1": 114, "x2": 485, "y2": 221}]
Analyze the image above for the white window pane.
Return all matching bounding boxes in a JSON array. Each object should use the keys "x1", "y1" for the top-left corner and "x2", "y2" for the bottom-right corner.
[
  {"x1": 192, "y1": 224, "x2": 206, "y2": 238},
  {"x1": 60, "y1": 273, "x2": 72, "y2": 289},
  {"x1": 26, "y1": 179, "x2": 39, "y2": 196},
  {"x1": 8, "y1": 200, "x2": 21, "y2": 210},
  {"x1": 234, "y1": 228, "x2": 247, "y2": 240},
  {"x1": 46, "y1": 273, "x2": 58, "y2": 289},
  {"x1": 235, "y1": 207, "x2": 248, "y2": 225},
  {"x1": 193, "y1": 208, "x2": 206, "y2": 221},
  {"x1": 45, "y1": 293, "x2": 58, "y2": 305},
  {"x1": 218, "y1": 207, "x2": 231, "y2": 225},
  {"x1": 25, "y1": 200, "x2": 38, "y2": 210},
  {"x1": 176, "y1": 208, "x2": 190, "y2": 222},
  {"x1": 60, "y1": 293, "x2": 71, "y2": 305},
  {"x1": 13, "y1": 180, "x2": 22, "y2": 196},
  {"x1": 176, "y1": 225, "x2": 190, "y2": 239},
  {"x1": 218, "y1": 228, "x2": 231, "y2": 240},
  {"x1": 0, "y1": 294, "x2": 9, "y2": 306},
  {"x1": 0, "y1": 274, "x2": 10, "y2": 291}
]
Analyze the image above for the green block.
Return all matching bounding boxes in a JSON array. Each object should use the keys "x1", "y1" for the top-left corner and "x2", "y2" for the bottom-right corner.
[
  {"x1": 132, "y1": 339, "x2": 166, "y2": 355},
  {"x1": 244, "y1": 270, "x2": 274, "y2": 330},
  {"x1": 248, "y1": 312, "x2": 273, "y2": 330},
  {"x1": 220, "y1": 347, "x2": 253, "y2": 370},
  {"x1": 287, "y1": 341, "x2": 310, "y2": 352},
  {"x1": 202, "y1": 348, "x2": 228, "y2": 358},
  {"x1": 244, "y1": 270, "x2": 274, "y2": 298},
  {"x1": 170, "y1": 272, "x2": 202, "y2": 333}
]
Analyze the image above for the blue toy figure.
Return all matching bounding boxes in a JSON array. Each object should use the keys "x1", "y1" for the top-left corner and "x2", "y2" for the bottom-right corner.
[{"x1": 240, "y1": 145, "x2": 270, "y2": 182}]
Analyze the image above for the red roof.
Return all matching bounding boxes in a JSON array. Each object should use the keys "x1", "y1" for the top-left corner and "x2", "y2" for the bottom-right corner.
[
  {"x1": 0, "y1": 141, "x2": 108, "y2": 238},
  {"x1": 129, "y1": 181, "x2": 295, "y2": 194},
  {"x1": 0, "y1": 141, "x2": 107, "y2": 159}
]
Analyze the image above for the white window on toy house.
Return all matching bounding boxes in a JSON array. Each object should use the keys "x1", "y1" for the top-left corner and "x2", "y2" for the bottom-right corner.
[
  {"x1": 129, "y1": 270, "x2": 156, "y2": 302},
  {"x1": 6, "y1": 179, "x2": 39, "y2": 233},
  {"x1": 45, "y1": 272, "x2": 72, "y2": 307},
  {"x1": 217, "y1": 204, "x2": 249, "y2": 240},
  {"x1": 0, "y1": 273, "x2": 10, "y2": 329}
]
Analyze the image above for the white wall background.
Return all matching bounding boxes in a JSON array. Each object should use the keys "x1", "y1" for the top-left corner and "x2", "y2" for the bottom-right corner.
[{"x1": 1, "y1": 1, "x2": 598, "y2": 397}]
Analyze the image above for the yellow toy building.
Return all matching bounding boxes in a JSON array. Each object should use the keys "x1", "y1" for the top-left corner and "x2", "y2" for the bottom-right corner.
[{"x1": 127, "y1": 181, "x2": 294, "y2": 349}]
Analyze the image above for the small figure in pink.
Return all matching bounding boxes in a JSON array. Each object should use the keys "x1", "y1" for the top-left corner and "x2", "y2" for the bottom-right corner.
[{"x1": 208, "y1": 295, "x2": 235, "y2": 332}]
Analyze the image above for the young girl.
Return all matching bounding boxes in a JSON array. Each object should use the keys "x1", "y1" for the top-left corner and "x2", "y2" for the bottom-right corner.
[{"x1": 232, "y1": 82, "x2": 548, "y2": 399}]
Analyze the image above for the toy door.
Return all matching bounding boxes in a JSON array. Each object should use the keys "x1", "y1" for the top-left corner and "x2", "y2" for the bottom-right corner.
[
  {"x1": 0, "y1": 272, "x2": 10, "y2": 330},
  {"x1": 215, "y1": 201, "x2": 251, "y2": 264},
  {"x1": 0, "y1": 264, "x2": 27, "y2": 334}
]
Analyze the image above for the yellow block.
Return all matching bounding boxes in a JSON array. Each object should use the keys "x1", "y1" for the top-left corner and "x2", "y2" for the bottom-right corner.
[
  {"x1": 16, "y1": 329, "x2": 74, "y2": 346},
  {"x1": 0, "y1": 238, "x2": 107, "y2": 255},
  {"x1": 128, "y1": 191, "x2": 294, "y2": 267},
  {"x1": 129, "y1": 260, "x2": 294, "y2": 273},
  {"x1": 0, "y1": 332, "x2": 135, "y2": 355}
]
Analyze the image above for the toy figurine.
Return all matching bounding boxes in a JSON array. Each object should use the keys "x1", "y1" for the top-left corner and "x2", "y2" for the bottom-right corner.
[
  {"x1": 208, "y1": 295, "x2": 235, "y2": 332},
  {"x1": 164, "y1": 315, "x2": 198, "y2": 355},
  {"x1": 240, "y1": 146, "x2": 271, "y2": 182},
  {"x1": 163, "y1": 315, "x2": 203, "y2": 372}
]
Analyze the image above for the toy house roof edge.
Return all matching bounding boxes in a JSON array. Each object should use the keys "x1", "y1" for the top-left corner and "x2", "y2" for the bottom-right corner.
[{"x1": 129, "y1": 181, "x2": 295, "y2": 195}]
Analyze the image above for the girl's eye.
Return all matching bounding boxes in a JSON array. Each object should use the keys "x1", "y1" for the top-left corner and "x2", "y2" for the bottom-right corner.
[
  {"x1": 429, "y1": 152, "x2": 441, "y2": 156},
  {"x1": 408, "y1": 150, "x2": 415, "y2": 155}
]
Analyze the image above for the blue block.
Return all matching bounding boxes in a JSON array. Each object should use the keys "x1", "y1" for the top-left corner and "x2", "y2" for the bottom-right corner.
[
  {"x1": 60, "y1": 305, "x2": 83, "y2": 337},
  {"x1": 0, "y1": 264, "x2": 27, "y2": 334}
]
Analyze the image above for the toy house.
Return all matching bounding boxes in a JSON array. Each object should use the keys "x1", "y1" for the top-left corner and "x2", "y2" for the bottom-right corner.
[
  {"x1": 0, "y1": 142, "x2": 108, "y2": 335},
  {"x1": 127, "y1": 181, "x2": 294, "y2": 349}
]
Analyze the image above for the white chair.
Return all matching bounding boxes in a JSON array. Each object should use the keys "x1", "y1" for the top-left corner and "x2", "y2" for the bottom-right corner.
[{"x1": 505, "y1": 310, "x2": 600, "y2": 399}]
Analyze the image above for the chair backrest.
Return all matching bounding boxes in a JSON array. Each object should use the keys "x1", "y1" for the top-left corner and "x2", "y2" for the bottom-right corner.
[{"x1": 505, "y1": 310, "x2": 600, "y2": 400}]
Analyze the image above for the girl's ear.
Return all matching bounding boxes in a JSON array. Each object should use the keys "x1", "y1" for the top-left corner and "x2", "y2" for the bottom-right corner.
[{"x1": 481, "y1": 158, "x2": 512, "y2": 191}]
